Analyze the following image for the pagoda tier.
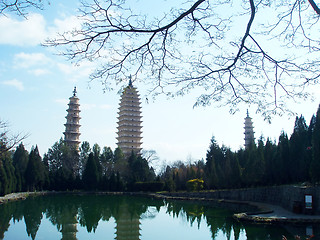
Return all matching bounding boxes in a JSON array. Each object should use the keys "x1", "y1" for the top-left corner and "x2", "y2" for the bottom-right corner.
[
  {"x1": 116, "y1": 79, "x2": 143, "y2": 156},
  {"x1": 115, "y1": 203, "x2": 141, "y2": 240},
  {"x1": 244, "y1": 110, "x2": 255, "y2": 149},
  {"x1": 63, "y1": 87, "x2": 81, "y2": 149}
]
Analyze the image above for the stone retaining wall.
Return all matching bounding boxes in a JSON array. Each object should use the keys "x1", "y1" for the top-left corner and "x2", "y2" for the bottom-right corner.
[{"x1": 166, "y1": 185, "x2": 320, "y2": 214}]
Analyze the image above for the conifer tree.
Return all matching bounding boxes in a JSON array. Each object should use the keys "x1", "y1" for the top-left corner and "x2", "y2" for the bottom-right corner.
[
  {"x1": 289, "y1": 115, "x2": 309, "y2": 182},
  {"x1": 0, "y1": 160, "x2": 7, "y2": 196},
  {"x1": 226, "y1": 149, "x2": 241, "y2": 188},
  {"x1": 92, "y1": 143, "x2": 102, "y2": 182},
  {"x1": 0, "y1": 154, "x2": 15, "y2": 196},
  {"x1": 100, "y1": 146, "x2": 113, "y2": 176},
  {"x1": 12, "y1": 143, "x2": 29, "y2": 191},
  {"x1": 274, "y1": 132, "x2": 290, "y2": 184},
  {"x1": 128, "y1": 152, "x2": 154, "y2": 184},
  {"x1": 311, "y1": 105, "x2": 320, "y2": 183},
  {"x1": 113, "y1": 147, "x2": 127, "y2": 177},
  {"x1": 79, "y1": 141, "x2": 91, "y2": 175},
  {"x1": 205, "y1": 137, "x2": 222, "y2": 189},
  {"x1": 263, "y1": 138, "x2": 277, "y2": 185},
  {"x1": 2, "y1": 156, "x2": 16, "y2": 194},
  {"x1": 242, "y1": 143, "x2": 263, "y2": 186},
  {"x1": 25, "y1": 146, "x2": 45, "y2": 191},
  {"x1": 82, "y1": 153, "x2": 99, "y2": 190}
]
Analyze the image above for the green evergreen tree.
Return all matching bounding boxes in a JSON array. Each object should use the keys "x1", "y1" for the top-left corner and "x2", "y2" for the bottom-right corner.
[
  {"x1": 274, "y1": 132, "x2": 290, "y2": 184},
  {"x1": 45, "y1": 139, "x2": 80, "y2": 189},
  {"x1": 82, "y1": 153, "x2": 99, "y2": 190},
  {"x1": 241, "y1": 138, "x2": 266, "y2": 186},
  {"x1": 128, "y1": 152, "x2": 154, "y2": 185},
  {"x1": 79, "y1": 141, "x2": 91, "y2": 175},
  {"x1": 12, "y1": 143, "x2": 29, "y2": 191},
  {"x1": 311, "y1": 105, "x2": 320, "y2": 183},
  {"x1": 25, "y1": 146, "x2": 45, "y2": 191},
  {"x1": 289, "y1": 115, "x2": 309, "y2": 182},
  {"x1": 161, "y1": 166, "x2": 176, "y2": 192},
  {"x1": 226, "y1": 148, "x2": 241, "y2": 188},
  {"x1": 308, "y1": 115, "x2": 316, "y2": 147},
  {"x1": 263, "y1": 138, "x2": 277, "y2": 185},
  {"x1": 100, "y1": 146, "x2": 113, "y2": 176},
  {"x1": 0, "y1": 159, "x2": 7, "y2": 196},
  {"x1": 92, "y1": 143, "x2": 102, "y2": 182},
  {"x1": 0, "y1": 151, "x2": 15, "y2": 196},
  {"x1": 2, "y1": 156, "x2": 16, "y2": 194},
  {"x1": 113, "y1": 147, "x2": 127, "y2": 176},
  {"x1": 205, "y1": 136, "x2": 222, "y2": 189}
]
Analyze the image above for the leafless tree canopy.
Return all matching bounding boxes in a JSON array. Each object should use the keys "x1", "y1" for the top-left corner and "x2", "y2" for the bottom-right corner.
[
  {"x1": 7, "y1": 0, "x2": 320, "y2": 118},
  {"x1": 0, "y1": 120, "x2": 29, "y2": 154},
  {"x1": 0, "y1": 0, "x2": 46, "y2": 17}
]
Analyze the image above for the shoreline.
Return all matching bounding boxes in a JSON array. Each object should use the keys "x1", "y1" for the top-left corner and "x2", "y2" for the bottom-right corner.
[{"x1": 1, "y1": 190, "x2": 320, "y2": 224}]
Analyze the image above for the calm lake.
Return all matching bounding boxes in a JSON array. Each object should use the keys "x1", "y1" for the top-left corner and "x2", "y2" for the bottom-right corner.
[{"x1": 0, "y1": 193, "x2": 318, "y2": 240}]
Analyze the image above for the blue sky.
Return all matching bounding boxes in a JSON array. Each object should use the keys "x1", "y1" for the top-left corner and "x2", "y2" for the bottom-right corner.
[{"x1": 1, "y1": 0, "x2": 319, "y2": 166}]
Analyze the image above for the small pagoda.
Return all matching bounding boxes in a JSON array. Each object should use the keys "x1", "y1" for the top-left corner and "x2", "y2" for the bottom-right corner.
[
  {"x1": 116, "y1": 78, "x2": 143, "y2": 156},
  {"x1": 63, "y1": 87, "x2": 81, "y2": 149},
  {"x1": 244, "y1": 110, "x2": 255, "y2": 149}
]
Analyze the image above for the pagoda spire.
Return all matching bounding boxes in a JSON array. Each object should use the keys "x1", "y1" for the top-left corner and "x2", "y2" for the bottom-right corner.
[
  {"x1": 116, "y1": 79, "x2": 143, "y2": 156},
  {"x1": 128, "y1": 75, "x2": 133, "y2": 87},
  {"x1": 73, "y1": 86, "x2": 77, "y2": 96},
  {"x1": 63, "y1": 87, "x2": 81, "y2": 149},
  {"x1": 244, "y1": 110, "x2": 255, "y2": 149}
]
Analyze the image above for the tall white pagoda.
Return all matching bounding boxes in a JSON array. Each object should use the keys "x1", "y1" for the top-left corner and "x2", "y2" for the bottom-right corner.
[
  {"x1": 116, "y1": 78, "x2": 143, "y2": 156},
  {"x1": 244, "y1": 110, "x2": 255, "y2": 149},
  {"x1": 63, "y1": 87, "x2": 81, "y2": 149}
]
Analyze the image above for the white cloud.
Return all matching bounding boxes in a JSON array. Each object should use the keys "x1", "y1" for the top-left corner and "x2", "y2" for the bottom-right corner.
[
  {"x1": 0, "y1": 13, "x2": 82, "y2": 47},
  {"x1": 57, "y1": 61, "x2": 95, "y2": 82},
  {"x1": 0, "y1": 14, "x2": 47, "y2": 46},
  {"x1": 51, "y1": 15, "x2": 82, "y2": 34},
  {"x1": 2, "y1": 79, "x2": 24, "y2": 91},
  {"x1": 57, "y1": 63, "x2": 76, "y2": 75},
  {"x1": 14, "y1": 52, "x2": 52, "y2": 68},
  {"x1": 28, "y1": 68, "x2": 51, "y2": 76}
]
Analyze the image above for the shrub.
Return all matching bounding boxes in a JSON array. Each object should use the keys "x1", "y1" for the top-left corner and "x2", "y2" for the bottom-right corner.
[
  {"x1": 186, "y1": 179, "x2": 204, "y2": 192},
  {"x1": 133, "y1": 181, "x2": 165, "y2": 192}
]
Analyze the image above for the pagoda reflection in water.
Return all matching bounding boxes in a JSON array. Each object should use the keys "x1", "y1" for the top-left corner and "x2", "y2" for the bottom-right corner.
[
  {"x1": 0, "y1": 194, "x2": 304, "y2": 240},
  {"x1": 114, "y1": 202, "x2": 141, "y2": 240}
]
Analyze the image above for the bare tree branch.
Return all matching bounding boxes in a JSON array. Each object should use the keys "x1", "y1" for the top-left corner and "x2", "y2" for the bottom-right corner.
[
  {"x1": 0, "y1": 120, "x2": 29, "y2": 155},
  {"x1": 308, "y1": 0, "x2": 320, "y2": 15},
  {"x1": 0, "y1": 0, "x2": 46, "y2": 17},
  {"x1": 42, "y1": 0, "x2": 320, "y2": 118}
]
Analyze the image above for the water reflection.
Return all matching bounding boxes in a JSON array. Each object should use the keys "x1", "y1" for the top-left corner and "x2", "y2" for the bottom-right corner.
[{"x1": 0, "y1": 194, "x2": 318, "y2": 240}]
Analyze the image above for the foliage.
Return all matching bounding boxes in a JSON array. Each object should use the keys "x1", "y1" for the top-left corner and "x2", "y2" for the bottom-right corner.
[
  {"x1": 128, "y1": 152, "x2": 155, "y2": 184},
  {"x1": 2, "y1": 105, "x2": 320, "y2": 193},
  {"x1": 12, "y1": 143, "x2": 29, "y2": 191},
  {"x1": 186, "y1": 179, "x2": 204, "y2": 192},
  {"x1": 25, "y1": 146, "x2": 46, "y2": 191},
  {"x1": 46, "y1": 138, "x2": 80, "y2": 176},
  {"x1": 133, "y1": 181, "x2": 165, "y2": 192},
  {"x1": 82, "y1": 153, "x2": 99, "y2": 190},
  {"x1": 0, "y1": 151, "x2": 16, "y2": 196},
  {"x1": 311, "y1": 105, "x2": 320, "y2": 183},
  {"x1": 205, "y1": 137, "x2": 241, "y2": 189}
]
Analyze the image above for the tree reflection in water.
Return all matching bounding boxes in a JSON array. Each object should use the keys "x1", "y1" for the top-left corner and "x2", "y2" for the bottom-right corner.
[{"x1": 0, "y1": 194, "x2": 318, "y2": 240}]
